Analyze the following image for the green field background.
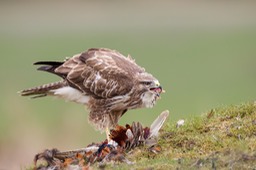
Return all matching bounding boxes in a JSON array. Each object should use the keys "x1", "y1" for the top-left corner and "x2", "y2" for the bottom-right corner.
[{"x1": 0, "y1": 1, "x2": 256, "y2": 169}]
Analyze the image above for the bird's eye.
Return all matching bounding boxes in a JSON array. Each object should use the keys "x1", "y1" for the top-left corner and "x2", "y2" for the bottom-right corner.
[{"x1": 141, "y1": 81, "x2": 151, "y2": 85}]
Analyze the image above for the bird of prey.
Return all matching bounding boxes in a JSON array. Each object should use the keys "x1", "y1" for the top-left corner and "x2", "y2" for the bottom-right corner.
[{"x1": 20, "y1": 48, "x2": 163, "y2": 139}]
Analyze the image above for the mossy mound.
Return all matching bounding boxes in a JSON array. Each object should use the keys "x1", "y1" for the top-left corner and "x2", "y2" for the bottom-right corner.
[{"x1": 111, "y1": 102, "x2": 256, "y2": 169}]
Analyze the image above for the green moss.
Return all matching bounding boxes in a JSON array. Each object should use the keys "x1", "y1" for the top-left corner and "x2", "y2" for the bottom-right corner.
[{"x1": 103, "y1": 102, "x2": 256, "y2": 169}]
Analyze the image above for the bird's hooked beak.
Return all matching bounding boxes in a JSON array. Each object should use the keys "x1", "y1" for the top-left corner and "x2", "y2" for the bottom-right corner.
[{"x1": 149, "y1": 80, "x2": 163, "y2": 97}]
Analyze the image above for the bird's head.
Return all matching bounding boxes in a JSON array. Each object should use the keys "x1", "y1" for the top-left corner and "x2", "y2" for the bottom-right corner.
[{"x1": 137, "y1": 73, "x2": 163, "y2": 108}]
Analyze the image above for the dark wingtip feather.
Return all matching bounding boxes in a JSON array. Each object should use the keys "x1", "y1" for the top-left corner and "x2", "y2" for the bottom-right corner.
[
  {"x1": 34, "y1": 61, "x2": 63, "y2": 66},
  {"x1": 33, "y1": 61, "x2": 65, "y2": 78}
]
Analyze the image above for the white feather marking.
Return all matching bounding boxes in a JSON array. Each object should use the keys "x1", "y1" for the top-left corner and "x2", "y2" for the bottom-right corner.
[
  {"x1": 95, "y1": 72, "x2": 101, "y2": 81},
  {"x1": 51, "y1": 86, "x2": 89, "y2": 104},
  {"x1": 141, "y1": 91, "x2": 155, "y2": 108},
  {"x1": 126, "y1": 129, "x2": 134, "y2": 140},
  {"x1": 93, "y1": 59, "x2": 104, "y2": 68}
]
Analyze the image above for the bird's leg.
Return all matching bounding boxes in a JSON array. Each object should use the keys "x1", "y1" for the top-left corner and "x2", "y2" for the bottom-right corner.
[
  {"x1": 106, "y1": 111, "x2": 122, "y2": 143},
  {"x1": 106, "y1": 127, "x2": 110, "y2": 142},
  {"x1": 106, "y1": 112, "x2": 116, "y2": 142}
]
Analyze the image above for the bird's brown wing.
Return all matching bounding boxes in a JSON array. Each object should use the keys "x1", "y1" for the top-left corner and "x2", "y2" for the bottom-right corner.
[{"x1": 55, "y1": 48, "x2": 143, "y2": 99}]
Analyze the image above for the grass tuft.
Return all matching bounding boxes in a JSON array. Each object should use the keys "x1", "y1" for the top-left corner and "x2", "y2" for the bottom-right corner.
[{"x1": 99, "y1": 102, "x2": 256, "y2": 169}]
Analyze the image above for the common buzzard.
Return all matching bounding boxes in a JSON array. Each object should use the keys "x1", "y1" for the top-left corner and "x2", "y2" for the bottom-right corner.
[{"x1": 21, "y1": 48, "x2": 163, "y2": 138}]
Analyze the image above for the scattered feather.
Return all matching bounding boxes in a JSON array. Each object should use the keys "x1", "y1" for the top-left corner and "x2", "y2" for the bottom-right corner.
[
  {"x1": 33, "y1": 110, "x2": 169, "y2": 169},
  {"x1": 176, "y1": 119, "x2": 185, "y2": 128}
]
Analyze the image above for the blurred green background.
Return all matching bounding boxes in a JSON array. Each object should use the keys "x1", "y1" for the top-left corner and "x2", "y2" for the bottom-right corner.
[{"x1": 0, "y1": 1, "x2": 256, "y2": 169}]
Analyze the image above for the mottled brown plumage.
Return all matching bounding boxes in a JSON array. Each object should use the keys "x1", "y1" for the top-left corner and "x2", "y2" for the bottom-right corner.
[{"x1": 20, "y1": 48, "x2": 162, "y2": 132}]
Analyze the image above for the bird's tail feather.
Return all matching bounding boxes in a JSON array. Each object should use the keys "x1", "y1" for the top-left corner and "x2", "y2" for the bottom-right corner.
[{"x1": 19, "y1": 81, "x2": 67, "y2": 98}]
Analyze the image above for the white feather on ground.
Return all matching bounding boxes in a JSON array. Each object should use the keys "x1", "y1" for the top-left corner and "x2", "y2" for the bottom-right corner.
[{"x1": 149, "y1": 110, "x2": 169, "y2": 138}]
